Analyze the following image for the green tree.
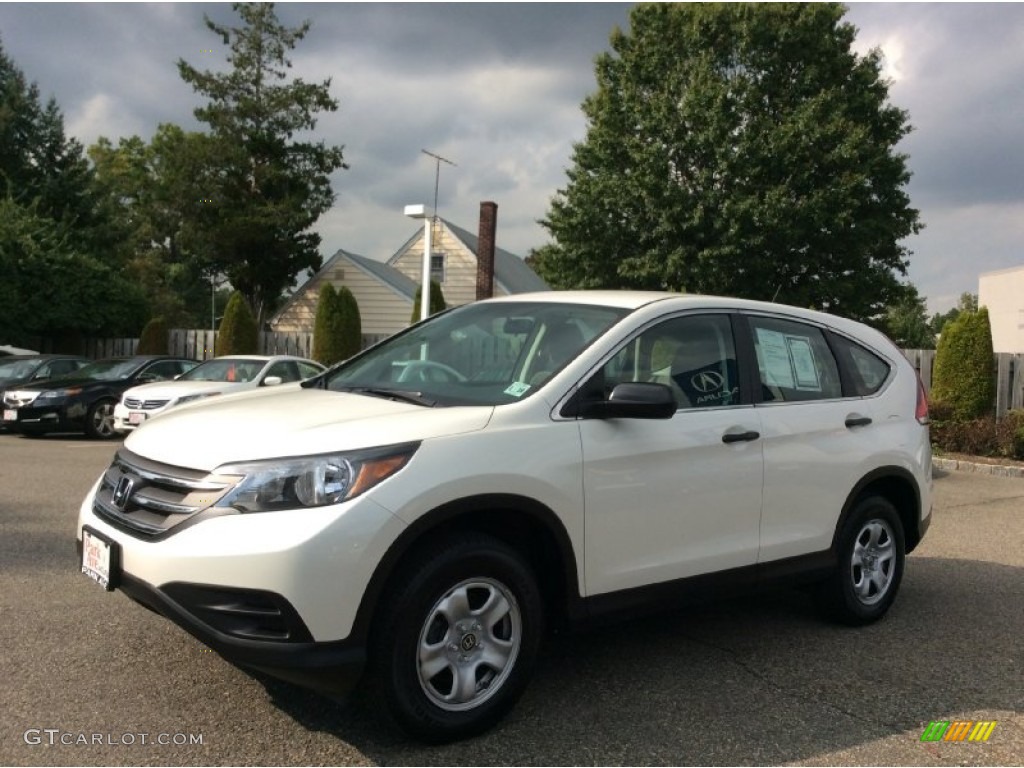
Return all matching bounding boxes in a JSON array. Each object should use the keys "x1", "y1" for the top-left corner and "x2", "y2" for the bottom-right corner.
[
  {"x1": 136, "y1": 317, "x2": 170, "y2": 354},
  {"x1": 536, "y1": 3, "x2": 921, "y2": 322},
  {"x1": 881, "y1": 288, "x2": 935, "y2": 349},
  {"x1": 177, "y1": 3, "x2": 347, "y2": 325},
  {"x1": 929, "y1": 292, "x2": 978, "y2": 337},
  {"x1": 336, "y1": 285, "x2": 362, "y2": 360},
  {"x1": 410, "y1": 280, "x2": 447, "y2": 323},
  {"x1": 312, "y1": 283, "x2": 343, "y2": 366},
  {"x1": 931, "y1": 307, "x2": 995, "y2": 421},
  {"x1": 216, "y1": 291, "x2": 259, "y2": 355},
  {"x1": 0, "y1": 38, "x2": 144, "y2": 348},
  {"x1": 88, "y1": 126, "x2": 222, "y2": 327}
]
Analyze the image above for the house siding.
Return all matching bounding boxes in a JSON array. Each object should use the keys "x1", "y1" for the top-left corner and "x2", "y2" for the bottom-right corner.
[
  {"x1": 391, "y1": 225, "x2": 487, "y2": 308},
  {"x1": 271, "y1": 258, "x2": 413, "y2": 337}
]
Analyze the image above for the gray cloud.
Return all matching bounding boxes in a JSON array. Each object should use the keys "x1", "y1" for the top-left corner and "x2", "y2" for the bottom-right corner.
[{"x1": 2, "y1": 2, "x2": 1021, "y2": 312}]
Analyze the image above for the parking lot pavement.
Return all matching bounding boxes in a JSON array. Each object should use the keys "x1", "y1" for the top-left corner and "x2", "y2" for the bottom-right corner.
[{"x1": 1, "y1": 434, "x2": 1021, "y2": 766}]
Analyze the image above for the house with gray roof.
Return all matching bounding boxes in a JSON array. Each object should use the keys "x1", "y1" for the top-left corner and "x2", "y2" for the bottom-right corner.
[{"x1": 269, "y1": 218, "x2": 549, "y2": 339}]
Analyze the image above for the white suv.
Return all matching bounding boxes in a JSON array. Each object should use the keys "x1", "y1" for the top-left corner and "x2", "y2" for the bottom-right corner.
[{"x1": 76, "y1": 292, "x2": 931, "y2": 742}]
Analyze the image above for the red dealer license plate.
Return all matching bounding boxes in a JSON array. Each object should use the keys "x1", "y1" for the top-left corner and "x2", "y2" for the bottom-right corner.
[{"x1": 81, "y1": 528, "x2": 118, "y2": 591}]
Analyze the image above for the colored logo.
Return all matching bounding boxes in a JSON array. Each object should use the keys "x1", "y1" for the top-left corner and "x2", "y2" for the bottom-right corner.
[{"x1": 920, "y1": 720, "x2": 997, "y2": 742}]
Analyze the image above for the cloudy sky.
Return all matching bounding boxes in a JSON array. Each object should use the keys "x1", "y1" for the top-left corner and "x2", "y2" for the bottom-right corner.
[{"x1": 2, "y1": 2, "x2": 1022, "y2": 314}]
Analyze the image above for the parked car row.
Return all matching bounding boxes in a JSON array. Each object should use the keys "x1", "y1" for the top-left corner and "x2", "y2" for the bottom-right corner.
[{"x1": 2, "y1": 354, "x2": 325, "y2": 439}]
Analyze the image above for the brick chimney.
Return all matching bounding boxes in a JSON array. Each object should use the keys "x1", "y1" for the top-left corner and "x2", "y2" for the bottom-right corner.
[{"x1": 476, "y1": 201, "x2": 497, "y2": 301}]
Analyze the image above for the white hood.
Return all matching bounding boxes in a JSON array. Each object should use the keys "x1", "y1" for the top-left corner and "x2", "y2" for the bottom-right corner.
[{"x1": 124, "y1": 386, "x2": 494, "y2": 471}]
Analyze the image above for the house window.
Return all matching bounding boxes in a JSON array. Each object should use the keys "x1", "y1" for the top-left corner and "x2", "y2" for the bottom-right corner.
[{"x1": 431, "y1": 252, "x2": 446, "y2": 283}]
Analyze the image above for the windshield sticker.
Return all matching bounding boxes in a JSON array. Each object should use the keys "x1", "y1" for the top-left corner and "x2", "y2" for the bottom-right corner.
[{"x1": 503, "y1": 381, "x2": 531, "y2": 398}]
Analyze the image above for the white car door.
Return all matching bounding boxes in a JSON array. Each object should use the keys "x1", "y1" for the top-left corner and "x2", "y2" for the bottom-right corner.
[
  {"x1": 745, "y1": 314, "x2": 880, "y2": 562},
  {"x1": 577, "y1": 313, "x2": 764, "y2": 596}
]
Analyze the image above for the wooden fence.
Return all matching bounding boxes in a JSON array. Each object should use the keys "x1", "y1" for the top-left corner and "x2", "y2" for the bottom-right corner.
[
  {"x1": 902, "y1": 349, "x2": 1024, "y2": 419},
  {"x1": 84, "y1": 330, "x2": 389, "y2": 363}
]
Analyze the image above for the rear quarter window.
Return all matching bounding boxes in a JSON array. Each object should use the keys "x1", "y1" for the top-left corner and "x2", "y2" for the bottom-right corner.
[{"x1": 831, "y1": 335, "x2": 892, "y2": 396}]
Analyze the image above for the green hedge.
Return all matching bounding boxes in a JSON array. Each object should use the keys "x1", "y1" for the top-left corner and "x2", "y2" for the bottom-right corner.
[
  {"x1": 410, "y1": 280, "x2": 446, "y2": 323},
  {"x1": 216, "y1": 292, "x2": 258, "y2": 356},
  {"x1": 930, "y1": 307, "x2": 995, "y2": 421},
  {"x1": 136, "y1": 316, "x2": 169, "y2": 355}
]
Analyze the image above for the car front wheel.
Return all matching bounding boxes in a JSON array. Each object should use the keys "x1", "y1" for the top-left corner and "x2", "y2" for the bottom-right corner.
[
  {"x1": 85, "y1": 400, "x2": 118, "y2": 439},
  {"x1": 373, "y1": 533, "x2": 543, "y2": 742},
  {"x1": 818, "y1": 495, "x2": 906, "y2": 625}
]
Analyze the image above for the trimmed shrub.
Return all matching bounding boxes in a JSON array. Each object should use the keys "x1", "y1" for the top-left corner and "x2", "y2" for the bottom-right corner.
[
  {"x1": 136, "y1": 317, "x2": 169, "y2": 355},
  {"x1": 216, "y1": 292, "x2": 259, "y2": 356},
  {"x1": 930, "y1": 307, "x2": 995, "y2": 421},
  {"x1": 337, "y1": 285, "x2": 362, "y2": 361},
  {"x1": 410, "y1": 280, "x2": 446, "y2": 323},
  {"x1": 312, "y1": 284, "x2": 343, "y2": 365}
]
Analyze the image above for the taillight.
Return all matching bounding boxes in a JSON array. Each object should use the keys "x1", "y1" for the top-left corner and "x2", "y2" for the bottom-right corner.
[{"x1": 915, "y1": 374, "x2": 929, "y2": 425}]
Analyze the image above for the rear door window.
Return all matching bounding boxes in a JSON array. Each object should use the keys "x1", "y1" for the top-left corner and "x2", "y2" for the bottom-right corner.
[{"x1": 747, "y1": 316, "x2": 842, "y2": 402}]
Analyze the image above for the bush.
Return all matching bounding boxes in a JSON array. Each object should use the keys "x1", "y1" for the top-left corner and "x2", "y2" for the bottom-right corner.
[
  {"x1": 312, "y1": 284, "x2": 342, "y2": 365},
  {"x1": 216, "y1": 292, "x2": 259, "y2": 355},
  {"x1": 410, "y1": 280, "x2": 446, "y2": 323},
  {"x1": 136, "y1": 317, "x2": 169, "y2": 354},
  {"x1": 337, "y1": 285, "x2": 362, "y2": 361},
  {"x1": 931, "y1": 409, "x2": 1024, "y2": 461},
  {"x1": 930, "y1": 307, "x2": 995, "y2": 421}
]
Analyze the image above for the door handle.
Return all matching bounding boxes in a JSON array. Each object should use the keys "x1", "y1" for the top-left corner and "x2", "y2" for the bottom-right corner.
[
  {"x1": 722, "y1": 430, "x2": 760, "y2": 444},
  {"x1": 844, "y1": 416, "x2": 872, "y2": 428}
]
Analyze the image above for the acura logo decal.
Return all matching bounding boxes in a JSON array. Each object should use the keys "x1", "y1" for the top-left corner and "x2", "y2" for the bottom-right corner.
[
  {"x1": 112, "y1": 476, "x2": 135, "y2": 510},
  {"x1": 691, "y1": 370, "x2": 725, "y2": 393}
]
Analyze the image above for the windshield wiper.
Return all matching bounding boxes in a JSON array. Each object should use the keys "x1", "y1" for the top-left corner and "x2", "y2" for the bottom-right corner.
[{"x1": 343, "y1": 387, "x2": 437, "y2": 407}]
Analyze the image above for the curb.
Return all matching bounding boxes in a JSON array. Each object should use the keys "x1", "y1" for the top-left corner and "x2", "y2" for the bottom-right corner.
[{"x1": 932, "y1": 457, "x2": 1024, "y2": 479}]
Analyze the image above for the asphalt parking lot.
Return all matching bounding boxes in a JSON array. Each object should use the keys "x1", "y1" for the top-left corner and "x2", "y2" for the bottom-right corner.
[{"x1": 1, "y1": 432, "x2": 1021, "y2": 766}]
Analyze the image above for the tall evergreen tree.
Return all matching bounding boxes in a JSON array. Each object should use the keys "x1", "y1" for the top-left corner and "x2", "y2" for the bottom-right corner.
[
  {"x1": 177, "y1": 3, "x2": 347, "y2": 326},
  {"x1": 0, "y1": 38, "x2": 146, "y2": 347},
  {"x1": 535, "y1": 3, "x2": 922, "y2": 323}
]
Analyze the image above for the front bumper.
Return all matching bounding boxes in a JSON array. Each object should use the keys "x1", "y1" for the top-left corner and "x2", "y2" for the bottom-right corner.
[
  {"x1": 76, "y1": 538, "x2": 366, "y2": 696},
  {"x1": 76, "y1": 476, "x2": 407, "y2": 694},
  {"x1": 6, "y1": 402, "x2": 72, "y2": 433}
]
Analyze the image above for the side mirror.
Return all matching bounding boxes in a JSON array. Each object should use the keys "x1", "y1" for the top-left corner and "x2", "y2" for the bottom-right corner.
[
  {"x1": 136, "y1": 373, "x2": 159, "y2": 383},
  {"x1": 578, "y1": 382, "x2": 676, "y2": 420},
  {"x1": 262, "y1": 376, "x2": 283, "y2": 387}
]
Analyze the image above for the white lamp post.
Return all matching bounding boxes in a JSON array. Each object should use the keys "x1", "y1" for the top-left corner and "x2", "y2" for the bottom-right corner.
[{"x1": 404, "y1": 204, "x2": 431, "y2": 322}]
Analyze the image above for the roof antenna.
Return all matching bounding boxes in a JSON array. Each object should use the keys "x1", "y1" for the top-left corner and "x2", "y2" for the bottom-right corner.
[
  {"x1": 421, "y1": 149, "x2": 457, "y2": 222},
  {"x1": 771, "y1": 284, "x2": 782, "y2": 302}
]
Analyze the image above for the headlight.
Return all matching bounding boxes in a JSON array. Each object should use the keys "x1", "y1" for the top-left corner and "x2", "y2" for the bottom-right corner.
[
  {"x1": 39, "y1": 387, "x2": 81, "y2": 399},
  {"x1": 176, "y1": 392, "x2": 220, "y2": 406},
  {"x1": 215, "y1": 443, "x2": 418, "y2": 513},
  {"x1": 9, "y1": 390, "x2": 40, "y2": 405}
]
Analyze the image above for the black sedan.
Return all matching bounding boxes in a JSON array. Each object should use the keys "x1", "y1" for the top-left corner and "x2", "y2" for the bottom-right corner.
[
  {"x1": 0, "y1": 355, "x2": 90, "y2": 430},
  {"x1": 2, "y1": 356, "x2": 197, "y2": 439}
]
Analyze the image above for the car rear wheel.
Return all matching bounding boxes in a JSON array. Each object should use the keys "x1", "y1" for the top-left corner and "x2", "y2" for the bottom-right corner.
[
  {"x1": 372, "y1": 533, "x2": 543, "y2": 742},
  {"x1": 85, "y1": 400, "x2": 118, "y2": 439},
  {"x1": 818, "y1": 496, "x2": 905, "y2": 625}
]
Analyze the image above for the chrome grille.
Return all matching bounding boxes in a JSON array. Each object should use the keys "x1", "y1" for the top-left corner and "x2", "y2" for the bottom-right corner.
[
  {"x1": 122, "y1": 397, "x2": 170, "y2": 410},
  {"x1": 92, "y1": 448, "x2": 238, "y2": 538},
  {"x1": 4, "y1": 391, "x2": 36, "y2": 408}
]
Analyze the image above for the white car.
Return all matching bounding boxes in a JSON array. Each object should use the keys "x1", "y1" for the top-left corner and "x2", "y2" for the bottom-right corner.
[
  {"x1": 113, "y1": 355, "x2": 325, "y2": 433},
  {"x1": 77, "y1": 292, "x2": 931, "y2": 742}
]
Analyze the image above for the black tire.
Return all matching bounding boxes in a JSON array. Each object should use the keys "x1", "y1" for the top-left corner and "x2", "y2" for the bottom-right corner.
[
  {"x1": 85, "y1": 399, "x2": 118, "y2": 440},
  {"x1": 817, "y1": 495, "x2": 906, "y2": 626},
  {"x1": 371, "y1": 533, "x2": 543, "y2": 743}
]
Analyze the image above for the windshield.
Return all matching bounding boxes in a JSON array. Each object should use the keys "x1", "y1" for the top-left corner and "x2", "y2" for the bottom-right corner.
[
  {"x1": 72, "y1": 359, "x2": 144, "y2": 381},
  {"x1": 326, "y1": 301, "x2": 628, "y2": 406},
  {"x1": 180, "y1": 358, "x2": 265, "y2": 383},
  {"x1": 0, "y1": 359, "x2": 38, "y2": 380}
]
